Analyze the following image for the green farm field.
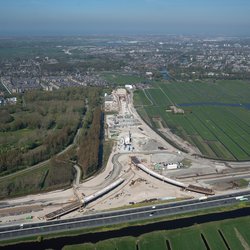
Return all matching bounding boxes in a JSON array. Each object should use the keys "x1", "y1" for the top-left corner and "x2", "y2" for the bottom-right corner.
[
  {"x1": 133, "y1": 81, "x2": 250, "y2": 161},
  {"x1": 63, "y1": 216, "x2": 250, "y2": 250},
  {"x1": 101, "y1": 72, "x2": 146, "y2": 85}
]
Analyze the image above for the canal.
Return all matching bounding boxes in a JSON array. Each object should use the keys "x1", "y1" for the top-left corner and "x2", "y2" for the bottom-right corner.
[{"x1": 2, "y1": 207, "x2": 250, "y2": 250}]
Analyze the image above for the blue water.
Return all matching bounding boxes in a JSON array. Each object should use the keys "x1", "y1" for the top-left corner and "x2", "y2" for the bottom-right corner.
[
  {"x1": 177, "y1": 102, "x2": 250, "y2": 110},
  {"x1": 160, "y1": 69, "x2": 170, "y2": 80}
]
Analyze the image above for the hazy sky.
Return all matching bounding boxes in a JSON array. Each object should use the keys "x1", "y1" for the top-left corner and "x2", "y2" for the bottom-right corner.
[{"x1": 0, "y1": 0, "x2": 249, "y2": 36}]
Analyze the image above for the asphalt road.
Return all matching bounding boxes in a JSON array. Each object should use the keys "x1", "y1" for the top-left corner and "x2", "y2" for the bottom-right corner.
[{"x1": 0, "y1": 189, "x2": 249, "y2": 241}]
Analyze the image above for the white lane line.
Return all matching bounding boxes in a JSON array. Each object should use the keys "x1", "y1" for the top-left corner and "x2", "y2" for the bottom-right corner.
[{"x1": 1, "y1": 195, "x2": 248, "y2": 236}]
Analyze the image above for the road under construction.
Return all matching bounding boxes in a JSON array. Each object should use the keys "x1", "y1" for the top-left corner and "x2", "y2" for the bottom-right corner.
[
  {"x1": 0, "y1": 88, "x2": 249, "y2": 225},
  {"x1": 131, "y1": 156, "x2": 214, "y2": 195},
  {"x1": 44, "y1": 178, "x2": 125, "y2": 220}
]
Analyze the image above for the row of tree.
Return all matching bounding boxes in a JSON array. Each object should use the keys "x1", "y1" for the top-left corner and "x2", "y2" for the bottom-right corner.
[
  {"x1": 77, "y1": 106, "x2": 102, "y2": 176},
  {"x1": 0, "y1": 87, "x2": 102, "y2": 176}
]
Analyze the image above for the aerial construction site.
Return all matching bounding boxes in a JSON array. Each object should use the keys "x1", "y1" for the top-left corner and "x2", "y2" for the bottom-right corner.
[{"x1": 0, "y1": 87, "x2": 249, "y2": 225}]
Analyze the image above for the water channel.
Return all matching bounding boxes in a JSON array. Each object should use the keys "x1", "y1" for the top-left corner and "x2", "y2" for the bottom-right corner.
[
  {"x1": 2, "y1": 207, "x2": 250, "y2": 250},
  {"x1": 160, "y1": 69, "x2": 171, "y2": 80}
]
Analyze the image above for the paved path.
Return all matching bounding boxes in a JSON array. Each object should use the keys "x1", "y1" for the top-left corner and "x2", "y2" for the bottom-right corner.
[{"x1": 73, "y1": 165, "x2": 82, "y2": 186}]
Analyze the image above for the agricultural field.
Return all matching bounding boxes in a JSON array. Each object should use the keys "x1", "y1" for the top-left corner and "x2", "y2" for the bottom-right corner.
[
  {"x1": 133, "y1": 80, "x2": 250, "y2": 161},
  {"x1": 101, "y1": 72, "x2": 147, "y2": 85},
  {"x1": 63, "y1": 216, "x2": 250, "y2": 250}
]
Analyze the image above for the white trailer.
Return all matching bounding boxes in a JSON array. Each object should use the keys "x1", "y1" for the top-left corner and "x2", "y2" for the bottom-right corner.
[
  {"x1": 166, "y1": 163, "x2": 178, "y2": 170},
  {"x1": 198, "y1": 196, "x2": 208, "y2": 201},
  {"x1": 235, "y1": 196, "x2": 244, "y2": 200}
]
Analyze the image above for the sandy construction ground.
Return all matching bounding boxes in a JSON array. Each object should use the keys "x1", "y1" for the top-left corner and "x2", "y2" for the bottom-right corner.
[{"x1": 1, "y1": 89, "x2": 250, "y2": 225}]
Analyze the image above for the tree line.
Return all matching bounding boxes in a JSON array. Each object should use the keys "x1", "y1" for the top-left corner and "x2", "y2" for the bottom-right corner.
[{"x1": 0, "y1": 87, "x2": 102, "y2": 176}]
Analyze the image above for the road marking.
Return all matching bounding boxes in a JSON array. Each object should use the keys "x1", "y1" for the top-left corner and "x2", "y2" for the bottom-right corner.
[{"x1": 1, "y1": 195, "x2": 249, "y2": 236}]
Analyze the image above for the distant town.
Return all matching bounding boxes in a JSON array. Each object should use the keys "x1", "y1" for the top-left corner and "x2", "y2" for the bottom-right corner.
[
  {"x1": 0, "y1": 35, "x2": 250, "y2": 249},
  {"x1": 0, "y1": 35, "x2": 250, "y2": 97}
]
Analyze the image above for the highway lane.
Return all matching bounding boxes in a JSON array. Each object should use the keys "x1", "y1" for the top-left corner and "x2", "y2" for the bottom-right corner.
[
  {"x1": 1, "y1": 189, "x2": 250, "y2": 230},
  {"x1": 0, "y1": 189, "x2": 249, "y2": 240}
]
